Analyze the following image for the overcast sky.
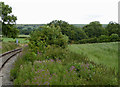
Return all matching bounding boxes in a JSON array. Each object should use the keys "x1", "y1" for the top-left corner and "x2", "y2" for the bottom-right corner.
[{"x1": 1, "y1": 0, "x2": 119, "y2": 24}]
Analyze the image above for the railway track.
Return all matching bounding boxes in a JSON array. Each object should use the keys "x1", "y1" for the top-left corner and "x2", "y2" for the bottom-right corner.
[{"x1": 0, "y1": 48, "x2": 22, "y2": 71}]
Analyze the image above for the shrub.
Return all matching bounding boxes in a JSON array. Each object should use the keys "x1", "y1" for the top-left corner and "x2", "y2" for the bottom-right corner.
[
  {"x1": 110, "y1": 34, "x2": 119, "y2": 42},
  {"x1": 79, "y1": 37, "x2": 98, "y2": 44},
  {"x1": 29, "y1": 25, "x2": 68, "y2": 54},
  {"x1": 44, "y1": 46, "x2": 68, "y2": 60},
  {"x1": 98, "y1": 35, "x2": 110, "y2": 42}
]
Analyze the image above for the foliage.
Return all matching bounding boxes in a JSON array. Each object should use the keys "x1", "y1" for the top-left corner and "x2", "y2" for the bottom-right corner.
[
  {"x1": 0, "y1": 42, "x2": 18, "y2": 53},
  {"x1": 79, "y1": 37, "x2": 98, "y2": 44},
  {"x1": 42, "y1": 46, "x2": 68, "y2": 60},
  {"x1": 110, "y1": 34, "x2": 119, "y2": 42},
  {"x1": 97, "y1": 35, "x2": 110, "y2": 42},
  {"x1": 83, "y1": 21, "x2": 106, "y2": 38},
  {"x1": 47, "y1": 20, "x2": 88, "y2": 43},
  {"x1": 29, "y1": 25, "x2": 68, "y2": 54},
  {"x1": 106, "y1": 21, "x2": 120, "y2": 36},
  {"x1": 11, "y1": 43, "x2": 118, "y2": 85},
  {"x1": 0, "y1": 2, "x2": 19, "y2": 38}
]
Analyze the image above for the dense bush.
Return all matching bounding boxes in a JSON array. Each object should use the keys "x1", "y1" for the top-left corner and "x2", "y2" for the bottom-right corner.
[
  {"x1": 43, "y1": 46, "x2": 68, "y2": 60},
  {"x1": 79, "y1": 34, "x2": 119, "y2": 44},
  {"x1": 110, "y1": 34, "x2": 119, "y2": 42},
  {"x1": 47, "y1": 20, "x2": 88, "y2": 43},
  {"x1": 97, "y1": 35, "x2": 110, "y2": 42},
  {"x1": 29, "y1": 25, "x2": 68, "y2": 54},
  {"x1": 79, "y1": 37, "x2": 98, "y2": 44}
]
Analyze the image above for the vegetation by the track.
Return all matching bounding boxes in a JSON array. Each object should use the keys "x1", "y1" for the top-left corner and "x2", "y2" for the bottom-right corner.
[
  {"x1": 0, "y1": 42, "x2": 19, "y2": 54},
  {"x1": 10, "y1": 42, "x2": 118, "y2": 85}
]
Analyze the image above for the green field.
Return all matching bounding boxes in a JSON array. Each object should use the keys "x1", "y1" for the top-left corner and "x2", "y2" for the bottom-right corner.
[
  {"x1": 18, "y1": 35, "x2": 30, "y2": 38},
  {"x1": 69, "y1": 42, "x2": 118, "y2": 71},
  {"x1": 0, "y1": 36, "x2": 29, "y2": 53},
  {"x1": 2, "y1": 37, "x2": 29, "y2": 44}
]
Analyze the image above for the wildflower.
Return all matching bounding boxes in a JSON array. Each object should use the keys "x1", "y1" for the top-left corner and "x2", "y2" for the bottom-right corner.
[
  {"x1": 39, "y1": 61, "x2": 42, "y2": 63},
  {"x1": 37, "y1": 51, "x2": 40, "y2": 55},
  {"x1": 50, "y1": 59, "x2": 54, "y2": 62},
  {"x1": 70, "y1": 66, "x2": 76, "y2": 71},
  {"x1": 49, "y1": 77, "x2": 52, "y2": 79},
  {"x1": 44, "y1": 82, "x2": 50, "y2": 85}
]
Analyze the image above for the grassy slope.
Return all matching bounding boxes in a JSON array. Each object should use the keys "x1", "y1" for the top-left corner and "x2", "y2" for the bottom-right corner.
[
  {"x1": 68, "y1": 42, "x2": 118, "y2": 71},
  {"x1": 0, "y1": 42, "x2": 18, "y2": 54}
]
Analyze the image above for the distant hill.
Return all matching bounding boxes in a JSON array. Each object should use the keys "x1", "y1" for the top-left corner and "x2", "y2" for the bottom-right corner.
[
  {"x1": 16, "y1": 24, "x2": 108, "y2": 30},
  {"x1": 16, "y1": 24, "x2": 44, "y2": 30},
  {"x1": 72, "y1": 24, "x2": 108, "y2": 28}
]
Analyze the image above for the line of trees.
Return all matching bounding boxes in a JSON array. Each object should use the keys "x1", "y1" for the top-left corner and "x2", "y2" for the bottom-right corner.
[
  {"x1": 1, "y1": 2, "x2": 119, "y2": 43},
  {"x1": 47, "y1": 20, "x2": 120, "y2": 44}
]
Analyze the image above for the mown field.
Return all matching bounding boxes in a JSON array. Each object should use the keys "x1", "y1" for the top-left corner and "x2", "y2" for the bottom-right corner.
[{"x1": 69, "y1": 42, "x2": 118, "y2": 72}]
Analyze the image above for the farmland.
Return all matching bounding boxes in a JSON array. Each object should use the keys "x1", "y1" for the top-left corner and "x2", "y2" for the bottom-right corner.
[
  {"x1": 2, "y1": 37, "x2": 29, "y2": 44},
  {"x1": 69, "y1": 42, "x2": 118, "y2": 72},
  {"x1": 1, "y1": 1, "x2": 120, "y2": 86},
  {"x1": 0, "y1": 35, "x2": 29, "y2": 53}
]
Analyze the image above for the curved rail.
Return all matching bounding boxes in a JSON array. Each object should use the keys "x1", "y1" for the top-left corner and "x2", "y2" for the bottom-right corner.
[{"x1": 0, "y1": 48, "x2": 22, "y2": 71}]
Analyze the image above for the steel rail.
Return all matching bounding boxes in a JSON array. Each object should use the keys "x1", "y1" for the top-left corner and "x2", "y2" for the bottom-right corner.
[{"x1": 0, "y1": 48, "x2": 22, "y2": 71}]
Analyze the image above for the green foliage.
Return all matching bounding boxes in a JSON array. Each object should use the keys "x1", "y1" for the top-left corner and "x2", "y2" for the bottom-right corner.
[
  {"x1": 43, "y1": 46, "x2": 68, "y2": 60},
  {"x1": 110, "y1": 34, "x2": 119, "y2": 42},
  {"x1": 47, "y1": 20, "x2": 88, "y2": 43},
  {"x1": 29, "y1": 25, "x2": 68, "y2": 54},
  {"x1": 106, "y1": 21, "x2": 120, "y2": 36},
  {"x1": 0, "y1": 42, "x2": 18, "y2": 53},
  {"x1": 79, "y1": 37, "x2": 98, "y2": 44},
  {"x1": 83, "y1": 21, "x2": 105, "y2": 38},
  {"x1": 11, "y1": 44, "x2": 118, "y2": 85},
  {"x1": 0, "y1": 2, "x2": 19, "y2": 38},
  {"x1": 98, "y1": 35, "x2": 110, "y2": 42}
]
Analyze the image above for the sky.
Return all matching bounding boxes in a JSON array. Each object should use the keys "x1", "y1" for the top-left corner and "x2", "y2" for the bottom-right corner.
[{"x1": 1, "y1": 0, "x2": 120, "y2": 24}]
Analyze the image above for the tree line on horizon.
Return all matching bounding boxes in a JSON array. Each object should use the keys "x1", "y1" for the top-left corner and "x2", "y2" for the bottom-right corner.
[{"x1": 1, "y1": 2, "x2": 120, "y2": 44}]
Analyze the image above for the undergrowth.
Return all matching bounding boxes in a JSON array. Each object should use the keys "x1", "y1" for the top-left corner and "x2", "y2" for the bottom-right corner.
[{"x1": 10, "y1": 45, "x2": 118, "y2": 85}]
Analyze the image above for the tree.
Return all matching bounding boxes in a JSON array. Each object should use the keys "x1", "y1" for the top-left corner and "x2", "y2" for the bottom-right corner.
[
  {"x1": 83, "y1": 21, "x2": 105, "y2": 38},
  {"x1": 47, "y1": 20, "x2": 87, "y2": 43},
  {"x1": 106, "y1": 21, "x2": 120, "y2": 36},
  {"x1": 0, "y1": 2, "x2": 19, "y2": 38},
  {"x1": 29, "y1": 25, "x2": 68, "y2": 53}
]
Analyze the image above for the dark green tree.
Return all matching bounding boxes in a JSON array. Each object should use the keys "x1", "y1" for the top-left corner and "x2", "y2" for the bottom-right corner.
[
  {"x1": 0, "y1": 2, "x2": 19, "y2": 38},
  {"x1": 83, "y1": 21, "x2": 105, "y2": 38},
  {"x1": 47, "y1": 20, "x2": 87, "y2": 43},
  {"x1": 106, "y1": 21, "x2": 120, "y2": 36}
]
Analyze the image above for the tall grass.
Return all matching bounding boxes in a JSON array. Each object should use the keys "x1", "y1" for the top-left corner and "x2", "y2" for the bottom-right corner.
[
  {"x1": 68, "y1": 42, "x2": 118, "y2": 72},
  {"x1": 10, "y1": 44, "x2": 118, "y2": 85},
  {"x1": 0, "y1": 42, "x2": 19, "y2": 54}
]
